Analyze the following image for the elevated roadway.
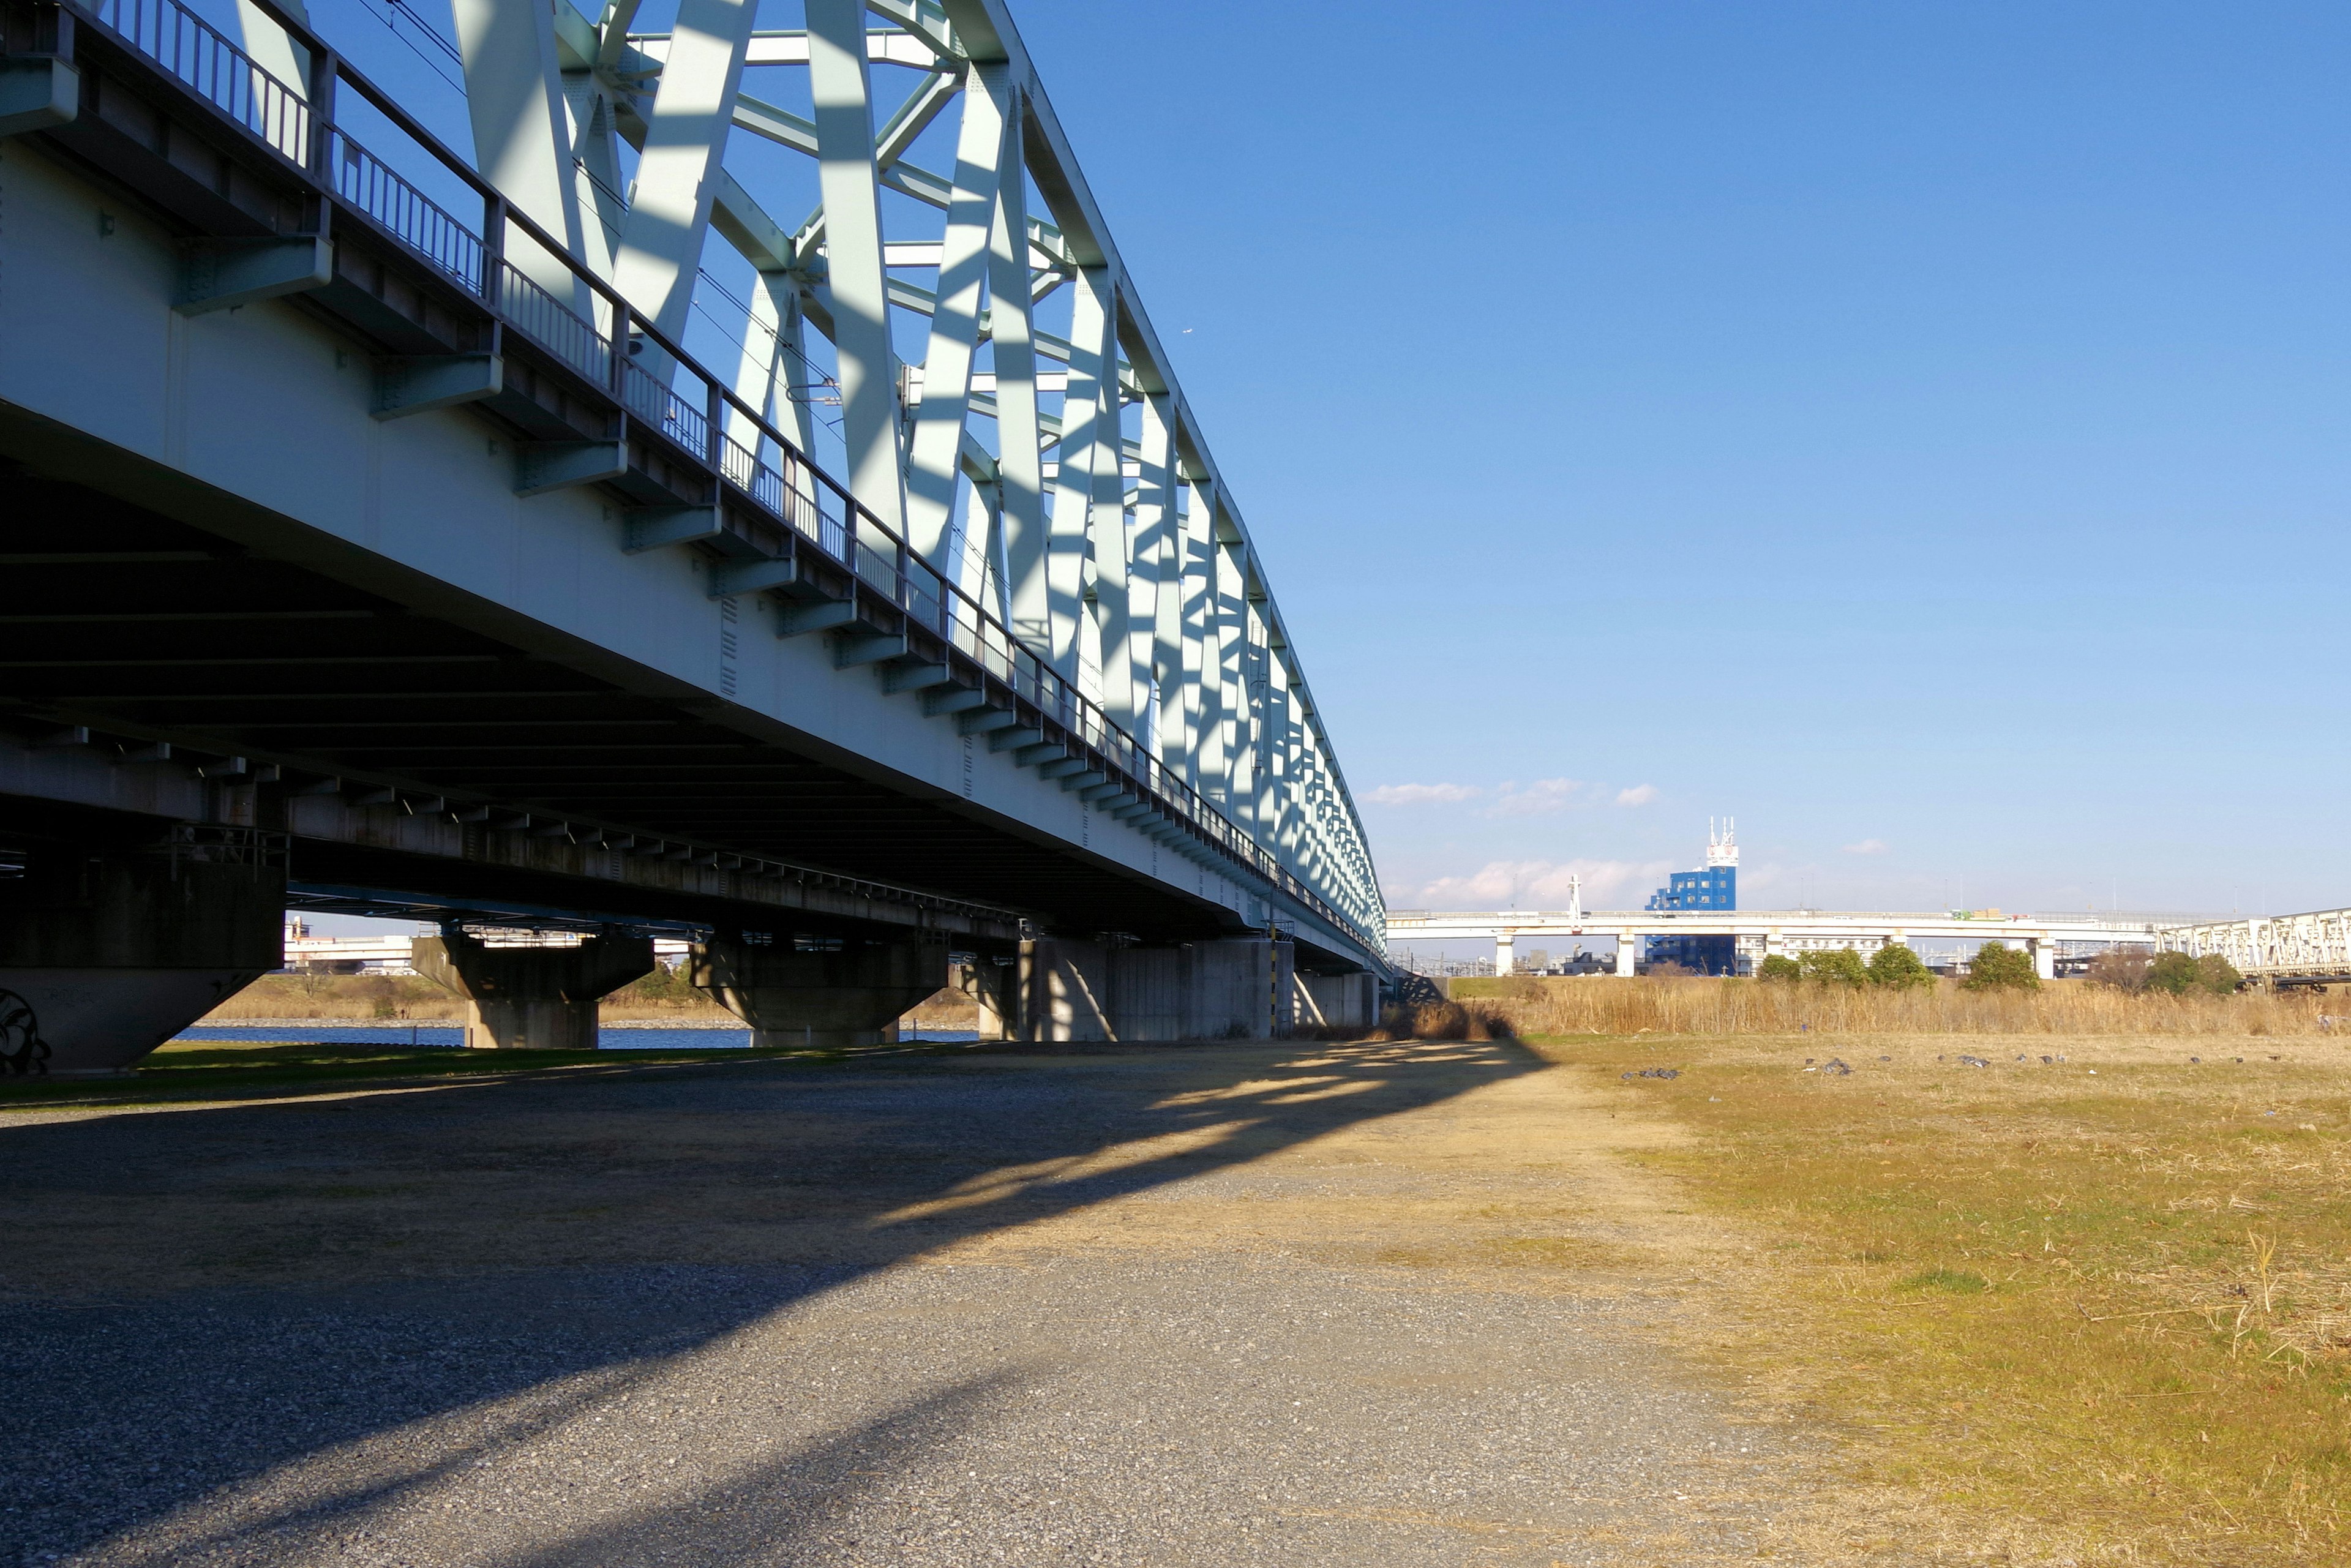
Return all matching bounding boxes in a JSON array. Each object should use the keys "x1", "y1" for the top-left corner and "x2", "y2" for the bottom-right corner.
[{"x1": 1387, "y1": 909, "x2": 2174, "y2": 980}]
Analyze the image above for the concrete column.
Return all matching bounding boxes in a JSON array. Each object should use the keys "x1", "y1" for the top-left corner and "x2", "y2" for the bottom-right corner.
[
  {"x1": 2030, "y1": 937, "x2": 2056, "y2": 981},
  {"x1": 963, "y1": 954, "x2": 1018, "y2": 1041},
  {"x1": 0, "y1": 840, "x2": 284, "y2": 1075},
  {"x1": 1614, "y1": 934, "x2": 1638, "y2": 977},
  {"x1": 692, "y1": 935, "x2": 947, "y2": 1049},
  {"x1": 1494, "y1": 932, "x2": 1515, "y2": 977},
  {"x1": 414, "y1": 928, "x2": 654, "y2": 1051},
  {"x1": 1294, "y1": 971, "x2": 1376, "y2": 1035},
  {"x1": 1017, "y1": 935, "x2": 1295, "y2": 1041},
  {"x1": 1021, "y1": 936, "x2": 1111, "y2": 1041}
]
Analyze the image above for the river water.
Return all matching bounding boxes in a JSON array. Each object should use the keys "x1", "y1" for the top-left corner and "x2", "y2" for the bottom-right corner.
[{"x1": 172, "y1": 1025, "x2": 982, "y2": 1050}]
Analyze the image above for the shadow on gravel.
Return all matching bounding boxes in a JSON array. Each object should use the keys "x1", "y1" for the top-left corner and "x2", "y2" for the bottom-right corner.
[{"x1": 0, "y1": 1037, "x2": 1542, "y2": 1562}]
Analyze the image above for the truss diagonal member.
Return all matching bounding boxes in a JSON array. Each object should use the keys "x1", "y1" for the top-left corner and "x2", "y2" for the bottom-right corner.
[
  {"x1": 729, "y1": 268, "x2": 818, "y2": 459},
  {"x1": 613, "y1": 0, "x2": 759, "y2": 342},
  {"x1": 234, "y1": 0, "x2": 310, "y2": 108},
  {"x1": 806, "y1": 0, "x2": 906, "y2": 533},
  {"x1": 904, "y1": 64, "x2": 1006, "y2": 569},
  {"x1": 454, "y1": 0, "x2": 594, "y2": 308}
]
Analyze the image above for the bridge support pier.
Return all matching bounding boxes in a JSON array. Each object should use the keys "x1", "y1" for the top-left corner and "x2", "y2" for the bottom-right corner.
[
  {"x1": 1012, "y1": 936, "x2": 1306, "y2": 1041},
  {"x1": 414, "y1": 929, "x2": 656, "y2": 1051},
  {"x1": 0, "y1": 839, "x2": 283, "y2": 1076},
  {"x1": 1494, "y1": 932, "x2": 1515, "y2": 977},
  {"x1": 2030, "y1": 938, "x2": 2056, "y2": 982},
  {"x1": 1614, "y1": 936, "x2": 1638, "y2": 977},
  {"x1": 692, "y1": 937, "x2": 947, "y2": 1049}
]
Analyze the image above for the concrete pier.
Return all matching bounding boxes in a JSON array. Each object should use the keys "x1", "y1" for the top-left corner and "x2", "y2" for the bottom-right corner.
[
  {"x1": 692, "y1": 936, "x2": 948, "y2": 1049},
  {"x1": 992, "y1": 936, "x2": 1368, "y2": 1043},
  {"x1": 414, "y1": 929, "x2": 656, "y2": 1051},
  {"x1": 0, "y1": 839, "x2": 284, "y2": 1075}
]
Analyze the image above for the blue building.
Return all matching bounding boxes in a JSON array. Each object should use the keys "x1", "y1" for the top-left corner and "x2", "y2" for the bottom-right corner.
[{"x1": 1643, "y1": 820, "x2": 1739, "y2": 975}]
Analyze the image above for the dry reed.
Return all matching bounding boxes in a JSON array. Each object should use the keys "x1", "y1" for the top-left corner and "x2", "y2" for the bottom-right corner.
[{"x1": 1411, "y1": 975, "x2": 2344, "y2": 1038}]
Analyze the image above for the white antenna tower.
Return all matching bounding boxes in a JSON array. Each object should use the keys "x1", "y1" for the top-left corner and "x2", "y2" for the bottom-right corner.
[
  {"x1": 1706, "y1": 817, "x2": 1739, "y2": 869},
  {"x1": 1565, "y1": 874, "x2": 1583, "y2": 924}
]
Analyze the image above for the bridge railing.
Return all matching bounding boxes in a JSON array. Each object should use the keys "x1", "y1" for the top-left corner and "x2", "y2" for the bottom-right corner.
[
  {"x1": 88, "y1": 0, "x2": 307, "y2": 164},
  {"x1": 330, "y1": 132, "x2": 481, "y2": 293},
  {"x1": 55, "y1": 0, "x2": 1382, "y2": 959}
]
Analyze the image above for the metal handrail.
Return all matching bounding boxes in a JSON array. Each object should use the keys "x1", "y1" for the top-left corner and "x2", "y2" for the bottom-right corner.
[
  {"x1": 72, "y1": 0, "x2": 1383, "y2": 956},
  {"x1": 88, "y1": 0, "x2": 308, "y2": 165}
]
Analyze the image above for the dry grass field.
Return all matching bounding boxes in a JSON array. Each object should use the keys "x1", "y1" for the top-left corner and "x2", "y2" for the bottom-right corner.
[
  {"x1": 1446, "y1": 972, "x2": 2345, "y2": 1038},
  {"x1": 1515, "y1": 1022, "x2": 2351, "y2": 1565}
]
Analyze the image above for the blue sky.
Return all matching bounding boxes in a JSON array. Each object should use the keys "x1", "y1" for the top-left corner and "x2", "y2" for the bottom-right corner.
[
  {"x1": 1003, "y1": 0, "x2": 2350, "y2": 918},
  {"x1": 270, "y1": 0, "x2": 2347, "y2": 926}
]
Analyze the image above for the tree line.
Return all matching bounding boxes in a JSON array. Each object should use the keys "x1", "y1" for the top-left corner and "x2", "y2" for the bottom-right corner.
[{"x1": 1753, "y1": 942, "x2": 2243, "y2": 994}]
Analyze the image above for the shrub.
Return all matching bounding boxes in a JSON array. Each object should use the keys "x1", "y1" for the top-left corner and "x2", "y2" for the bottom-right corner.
[
  {"x1": 2196, "y1": 954, "x2": 2244, "y2": 993},
  {"x1": 1963, "y1": 942, "x2": 2040, "y2": 991},
  {"x1": 2147, "y1": 951, "x2": 2244, "y2": 996},
  {"x1": 1757, "y1": 955, "x2": 1803, "y2": 983},
  {"x1": 619, "y1": 960, "x2": 702, "y2": 1007},
  {"x1": 2087, "y1": 946, "x2": 2153, "y2": 991},
  {"x1": 1800, "y1": 947, "x2": 1870, "y2": 988},
  {"x1": 1865, "y1": 943, "x2": 1935, "y2": 991}
]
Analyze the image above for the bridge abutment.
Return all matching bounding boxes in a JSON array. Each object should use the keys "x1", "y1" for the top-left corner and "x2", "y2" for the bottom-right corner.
[
  {"x1": 692, "y1": 937, "x2": 947, "y2": 1049},
  {"x1": 0, "y1": 839, "x2": 284, "y2": 1076},
  {"x1": 413, "y1": 930, "x2": 656, "y2": 1051}
]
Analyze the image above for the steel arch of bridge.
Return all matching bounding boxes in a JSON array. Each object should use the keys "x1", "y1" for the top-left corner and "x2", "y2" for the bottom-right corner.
[{"x1": 209, "y1": 0, "x2": 1384, "y2": 955}]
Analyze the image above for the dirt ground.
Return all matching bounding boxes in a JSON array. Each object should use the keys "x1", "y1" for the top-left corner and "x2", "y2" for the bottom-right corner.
[{"x1": 1, "y1": 1038, "x2": 1843, "y2": 1567}]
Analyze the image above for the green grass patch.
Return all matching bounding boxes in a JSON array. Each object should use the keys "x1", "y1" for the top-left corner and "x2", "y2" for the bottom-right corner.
[{"x1": 1899, "y1": 1267, "x2": 1990, "y2": 1294}]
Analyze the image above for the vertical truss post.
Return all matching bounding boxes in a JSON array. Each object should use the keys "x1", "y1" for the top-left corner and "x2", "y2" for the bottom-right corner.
[
  {"x1": 452, "y1": 0, "x2": 593, "y2": 307},
  {"x1": 906, "y1": 64, "x2": 1000, "y2": 569},
  {"x1": 988, "y1": 89, "x2": 1049, "y2": 663},
  {"x1": 1131, "y1": 394, "x2": 1176, "y2": 753},
  {"x1": 805, "y1": 0, "x2": 904, "y2": 533},
  {"x1": 1209, "y1": 523, "x2": 1249, "y2": 812},
  {"x1": 1049, "y1": 265, "x2": 1117, "y2": 686},
  {"x1": 1175, "y1": 476, "x2": 1214, "y2": 789},
  {"x1": 612, "y1": 0, "x2": 758, "y2": 343}
]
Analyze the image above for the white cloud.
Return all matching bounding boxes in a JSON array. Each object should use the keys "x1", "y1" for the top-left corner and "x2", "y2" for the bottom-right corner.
[
  {"x1": 1406, "y1": 858, "x2": 1676, "y2": 911},
  {"x1": 1364, "y1": 781, "x2": 1482, "y2": 806},
  {"x1": 1842, "y1": 839, "x2": 1889, "y2": 856},
  {"x1": 1614, "y1": 784, "x2": 1660, "y2": 808},
  {"x1": 1486, "y1": 778, "x2": 1584, "y2": 817}
]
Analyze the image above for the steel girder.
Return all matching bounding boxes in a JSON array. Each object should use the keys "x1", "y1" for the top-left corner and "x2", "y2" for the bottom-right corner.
[{"x1": 231, "y1": 0, "x2": 1385, "y2": 948}]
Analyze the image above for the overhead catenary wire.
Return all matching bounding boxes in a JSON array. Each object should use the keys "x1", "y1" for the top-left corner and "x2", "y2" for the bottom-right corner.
[{"x1": 351, "y1": 0, "x2": 467, "y2": 93}]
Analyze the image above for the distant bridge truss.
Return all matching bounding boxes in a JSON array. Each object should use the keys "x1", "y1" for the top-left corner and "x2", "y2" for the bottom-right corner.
[{"x1": 2156, "y1": 910, "x2": 2351, "y2": 988}]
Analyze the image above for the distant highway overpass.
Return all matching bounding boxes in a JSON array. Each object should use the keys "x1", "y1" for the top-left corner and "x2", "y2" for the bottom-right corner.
[{"x1": 1386, "y1": 910, "x2": 2181, "y2": 980}]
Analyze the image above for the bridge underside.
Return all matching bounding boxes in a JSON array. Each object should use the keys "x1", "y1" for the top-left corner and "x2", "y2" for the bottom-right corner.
[{"x1": 0, "y1": 430, "x2": 1307, "y2": 955}]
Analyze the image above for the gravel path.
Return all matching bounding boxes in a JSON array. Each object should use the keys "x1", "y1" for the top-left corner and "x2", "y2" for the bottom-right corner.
[{"x1": 2, "y1": 1041, "x2": 1799, "y2": 1566}]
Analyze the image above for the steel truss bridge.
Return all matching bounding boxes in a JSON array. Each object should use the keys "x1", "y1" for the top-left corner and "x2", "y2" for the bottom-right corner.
[
  {"x1": 1387, "y1": 910, "x2": 2182, "y2": 981},
  {"x1": 0, "y1": 0, "x2": 1385, "y2": 1067},
  {"x1": 2156, "y1": 910, "x2": 2351, "y2": 988}
]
